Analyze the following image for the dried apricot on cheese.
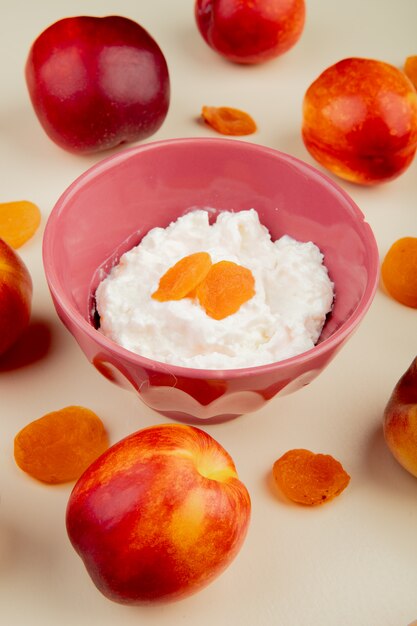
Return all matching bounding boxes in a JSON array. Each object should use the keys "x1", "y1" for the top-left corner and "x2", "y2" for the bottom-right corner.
[
  {"x1": 152, "y1": 252, "x2": 212, "y2": 301},
  {"x1": 404, "y1": 56, "x2": 417, "y2": 89},
  {"x1": 273, "y1": 448, "x2": 350, "y2": 506},
  {"x1": 14, "y1": 406, "x2": 109, "y2": 484},
  {"x1": 0, "y1": 200, "x2": 41, "y2": 248},
  {"x1": 196, "y1": 260, "x2": 255, "y2": 320},
  {"x1": 201, "y1": 106, "x2": 257, "y2": 135},
  {"x1": 381, "y1": 237, "x2": 417, "y2": 308}
]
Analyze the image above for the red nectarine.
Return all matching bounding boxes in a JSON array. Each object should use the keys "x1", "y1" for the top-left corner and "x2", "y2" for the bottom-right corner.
[
  {"x1": 302, "y1": 58, "x2": 417, "y2": 184},
  {"x1": 383, "y1": 357, "x2": 417, "y2": 478},
  {"x1": 66, "y1": 423, "x2": 251, "y2": 603},
  {"x1": 25, "y1": 16, "x2": 170, "y2": 154},
  {"x1": 195, "y1": 0, "x2": 306, "y2": 64},
  {"x1": 0, "y1": 239, "x2": 32, "y2": 356}
]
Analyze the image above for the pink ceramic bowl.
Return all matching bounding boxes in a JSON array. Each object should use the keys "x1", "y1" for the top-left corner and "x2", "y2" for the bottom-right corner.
[{"x1": 43, "y1": 137, "x2": 379, "y2": 423}]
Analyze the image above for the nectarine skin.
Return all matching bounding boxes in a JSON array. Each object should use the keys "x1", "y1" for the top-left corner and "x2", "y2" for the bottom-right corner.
[
  {"x1": 66, "y1": 424, "x2": 251, "y2": 603},
  {"x1": 195, "y1": 0, "x2": 305, "y2": 64},
  {"x1": 383, "y1": 357, "x2": 417, "y2": 478},
  {"x1": 25, "y1": 16, "x2": 170, "y2": 154},
  {"x1": 302, "y1": 58, "x2": 417, "y2": 184},
  {"x1": 0, "y1": 239, "x2": 32, "y2": 356}
]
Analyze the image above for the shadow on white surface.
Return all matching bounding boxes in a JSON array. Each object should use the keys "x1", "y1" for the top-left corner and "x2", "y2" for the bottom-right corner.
[
  {"x1": 0, "y1": 317, "x2": 52, "y2": 371},
  {"x1": 264, "y1": 466, "x2": 291, "y2": 506},
  {"x1": 363, "y1": 420, "x2": 417, "y2": 496}
]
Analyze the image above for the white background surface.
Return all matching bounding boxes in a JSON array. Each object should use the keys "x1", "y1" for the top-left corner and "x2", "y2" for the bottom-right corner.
[{"x1": 1, "y1": 1, "x2": 417, "y2": 625}]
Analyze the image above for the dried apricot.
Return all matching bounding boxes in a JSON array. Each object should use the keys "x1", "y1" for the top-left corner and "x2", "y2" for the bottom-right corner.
[
  {"x1": 381, "y1": 237, "x2": 417, "y2": 307},
  {"x1": 272, "y1": 449, "x2": 350, "y2": 506},
  {"x1": 404, "y1": 56, "x2": 417, "y2": 89},
  {"x1": 14, "y1": 406, "x2": 109, "y2": 484},
  {"x1": 201, "y1": 105, "x2": 257, "y2": 136},
  {"x1": 196, "y1": 260, "x2": 255, "y2": 320},
  {"x1": 0, "y1": 200, "x2": 41, "y2": 248},
  {"x1": 152, "y1": 252, "x2": 212, "y2": 301}
]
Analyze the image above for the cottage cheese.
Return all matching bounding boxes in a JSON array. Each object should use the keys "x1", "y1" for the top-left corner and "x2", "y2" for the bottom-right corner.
[{"x1": 95, "y1": 209, "x2": 334, "y2": 369}]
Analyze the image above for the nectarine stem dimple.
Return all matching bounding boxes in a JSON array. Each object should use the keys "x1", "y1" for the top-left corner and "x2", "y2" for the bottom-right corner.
[
  {"x1": 197, "y1": 463, "x2": 238, "y2": 482},
  {"x1": 195, "y1": 449, "x2": 238, "y2": 482}
]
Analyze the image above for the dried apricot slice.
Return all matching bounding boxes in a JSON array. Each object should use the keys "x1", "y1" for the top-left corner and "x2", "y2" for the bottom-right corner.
[
  {"x1": 381, "y1": 237, "x2": 417, "y2": 308},
  {"x1": 404, "y1": 56, "x2": 417, "y2": 89},
  {"x1": 272, "y1": 449, "x2": 350, "y2": 506},
  {"x1": 196, "y1": 260, "x2": 255, "y2": 320},
  {"x1": 14, "y1": 406, "x2": 109, "y2": 484},
  {"x1": 0, "y1": 200, "x2": 41, "y2": 248},
  {"x1": 152, "y1": 252, "x2": 212, "y2": 301},
  {"x1": 201, "y1": 105, "x2": 257, "y2": 136}
]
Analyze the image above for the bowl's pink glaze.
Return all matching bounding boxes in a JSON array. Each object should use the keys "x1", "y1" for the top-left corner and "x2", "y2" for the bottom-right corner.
[{"x1": 43, "y1": 137, "x2": 379, "y2": 423}]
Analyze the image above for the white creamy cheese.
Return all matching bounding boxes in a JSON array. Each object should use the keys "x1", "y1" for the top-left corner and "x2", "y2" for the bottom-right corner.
[{"x1": 95, "y1": 209, "x2": 334, "y2": 369}]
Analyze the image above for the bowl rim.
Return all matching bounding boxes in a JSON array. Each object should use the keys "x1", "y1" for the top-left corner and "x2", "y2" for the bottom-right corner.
[{"x1": 42, "y1": 136, "x2": 380, "y2": 379}]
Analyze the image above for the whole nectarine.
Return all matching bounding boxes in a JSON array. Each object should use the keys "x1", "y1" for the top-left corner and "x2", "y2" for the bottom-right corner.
[
  {"x1": 0, "y1": 239, "x2": 32, "y2": 356},
  {"x1": 383, "y1": 357, "x2": 417, "y2": 478},
  {"x1": 25, "y1": 16, "x2": 170, "y2": 154},
  {"x1": 195, "y1": 0, "x2": 306, "y2": 64},
  {"x1": 66, "y1": 423, "x2": 251, "y2": 603},
  {"x1": 302, "y1": 58, "x2": 417, "y2": 184}
]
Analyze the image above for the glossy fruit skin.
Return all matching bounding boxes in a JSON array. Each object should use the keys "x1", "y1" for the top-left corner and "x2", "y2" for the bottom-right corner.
[
  {"x1": 302, "y1": 57, "x2": 417, "y2": 184},
  {"x1": 25, "y1": 16, "x2": 170, "y2": 154},
  {"x1": 0, "y1": 239, "x2": 32, "y2": 355},
  {"x1": 195, "y1": 0, "x2": 305, "y2": 64},
  {"x1": 383, "y1": 357, "x2": 417, "y2": 478},
  {"x1": 66, "y1": 423, "x2": 251, "y2": 604}
]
